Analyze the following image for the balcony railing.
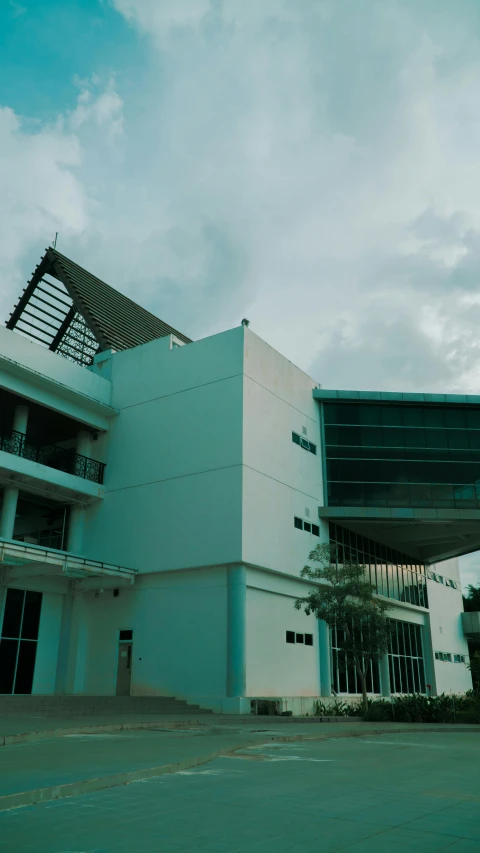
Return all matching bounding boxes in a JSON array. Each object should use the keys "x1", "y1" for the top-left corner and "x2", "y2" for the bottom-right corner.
[{"x1": 0, "y1": 430, "x2": 105, "y2": 485}]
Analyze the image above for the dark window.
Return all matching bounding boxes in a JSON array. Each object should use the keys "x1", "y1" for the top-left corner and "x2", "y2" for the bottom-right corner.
[
  {"x1": 0, "y1": 639, "x2": 18, "y2": 694},
  {"x1": 304, "y1": 633, "x2": 313, "y2": 646},
  {"x1": 309, "y1": 442, "x2": 317, "y2": 455},
  {"x1": 292, "y1": 432, "x2": 301, "y2": 445},
  {"x1": 303, "y1": 521, "x2": 311, "y2": 533},
  {"x1": 323, "y1": 401, "x2": 480, "y2": 509},
  {"x1": 312, "y1": 524, "x2": 320, "y2": 537},
  {"x1": 296, "y1": 633, "x2": 304, "y2": 643},
  {"x1": 0, "y1": 589, "x2": 42, "y2": 695},
  {"x1": 1, "y1": 589, "x2": 23, "y2": 638},
  {"x1": 286, "y1": 631, "x2": 295, "y2": 643},
  {"x1": 301, "y1": 438, "x2": 310, "y2": 450},
  {"x1": 119, "y1": 629, "x2": 133, "y2": 641},
  {"x1": 21, "y1": 592, "x2": 42, "y2": 640},
  {"x1": 294, "y1": 517, "x2": 303, "y2": 530}
]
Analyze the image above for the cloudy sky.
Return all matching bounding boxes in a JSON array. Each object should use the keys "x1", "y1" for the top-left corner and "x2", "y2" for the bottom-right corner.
[{"x1": 2, "y1": 0, "x2": 480, "y2": 588}]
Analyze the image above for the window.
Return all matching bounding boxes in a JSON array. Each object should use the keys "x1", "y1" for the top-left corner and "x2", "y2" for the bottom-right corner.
[
  {"x1": 303, "y1": 521, "x2": 311, "y2": 533},
  {"x1": 312, "y1": 524, "x2": 320, "y2": 537},
  {"x1": 329, "y1": 523, "x2": 428, "y2": 608},
  {"x1": 286, "y1": 631, "x2": 295, "y2": 643},
  {"x1": 387, "y1": 621, "x2": 426, "y2": 694},
  {"x1": 305, "y1": 633, "x2": 313, "y2": 646},
  {"x1": 0, "y1": 589, "x2": 43, "y2": 694},
  {"x1": 296, "y1": 633, "x2": 304, "y2": 643},
  {"x1": 323, "y1": 400, "x2": 480, "y2": 510},
  {"x1": 294, "y1": 516, "x2": 303, "y2": 530},
  {"x1": 119, "y1": 629, "x2": 133, "y2": 642},
  {"x1": 292, "y1": 432, "x2": 317, "y2": 455}
]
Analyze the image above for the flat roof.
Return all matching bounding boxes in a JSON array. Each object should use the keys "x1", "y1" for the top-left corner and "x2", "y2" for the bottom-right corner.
[{"x1": 313, "y1": 389, "x2": 480, "y2": 406}]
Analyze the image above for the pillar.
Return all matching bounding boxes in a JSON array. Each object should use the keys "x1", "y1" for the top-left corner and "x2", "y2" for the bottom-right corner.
[
  {"x1": 75, "y1": 430, "x2": 92, "y2": 459},
  {"x1": 67, "y1": 506, "x2": 85, "y2": 554},
  {"x1": 380, "y1": 653, "x2": 391, "y2": 698},
  {"x1": 226, "y1": 564, "x2": 246, "y2": 697},
  {"x1": 0, "y1": 404, "x2": 29, "y2": 540},
  {"x1": 13, "y1": 404, "x2": 29, "y2": 436},
  {"x1": 318, "y1": 619, "x2": 332, "y2": 697},
  {"x1": 55, "y1": 581, "x2": 75, "y2": 694}
]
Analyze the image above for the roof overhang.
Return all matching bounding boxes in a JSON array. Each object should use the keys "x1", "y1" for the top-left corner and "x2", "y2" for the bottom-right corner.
[
  {"x1": 313, "y1": 389, "x2": 480, "y2": 405},
  {"x1": 319, "y1": 506, "x2": 480, "y2": 564},
  {"x1": 0, "y1": 539, "x2": 137, "y2": 591}
]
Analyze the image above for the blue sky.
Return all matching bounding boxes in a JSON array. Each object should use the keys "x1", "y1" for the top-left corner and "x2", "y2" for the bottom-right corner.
[{"x1": 1, "y1": 0, "x2": 480, "y2": 587}]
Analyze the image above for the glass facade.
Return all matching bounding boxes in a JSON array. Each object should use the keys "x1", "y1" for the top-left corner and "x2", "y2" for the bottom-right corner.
[
  {"x1": 323, "y1": 402, "x2": 480, "y2": 509},
  {"x1": 388, "y1": 620, "x2": 426, "y2": 694},
  {"x1": 331, "y1": 619, "x2": 426, "y2": 695},
  {"x1": 331, "y1": 625, "x2": 381, "y2": 694},
  {"x1": 330, "y1": 523, "x2": 428, "y2": 608}
]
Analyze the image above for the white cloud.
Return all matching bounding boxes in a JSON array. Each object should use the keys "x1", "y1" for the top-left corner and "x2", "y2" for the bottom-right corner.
[{"x1": 3, "y1": 1, "x2": 480, "y2": 581}]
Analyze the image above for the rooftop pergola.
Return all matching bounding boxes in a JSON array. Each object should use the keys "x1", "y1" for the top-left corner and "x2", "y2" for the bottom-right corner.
[{"x1": 6, "y1": 247, "x2": 191, "y2": 367}]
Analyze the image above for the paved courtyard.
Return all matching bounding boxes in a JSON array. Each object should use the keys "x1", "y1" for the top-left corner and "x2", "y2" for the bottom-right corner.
[{"x1": 1, "y1": 730, "x2": 480, "y2": 852}]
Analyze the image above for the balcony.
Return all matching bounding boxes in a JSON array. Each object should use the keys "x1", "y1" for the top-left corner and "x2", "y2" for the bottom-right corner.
[{"x1": 0, "y1": 430, "x2": 105, "y2": 485}]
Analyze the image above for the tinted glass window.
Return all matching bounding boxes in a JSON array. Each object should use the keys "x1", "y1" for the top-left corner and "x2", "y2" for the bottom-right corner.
[{"x1": 324, "y1": 402, "x2": 480, "y2": 509}]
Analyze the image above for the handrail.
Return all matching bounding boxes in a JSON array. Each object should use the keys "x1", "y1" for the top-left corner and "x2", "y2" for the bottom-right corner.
[{"x1": 0, "y1": 429, "x2": 105, "y2": 485}]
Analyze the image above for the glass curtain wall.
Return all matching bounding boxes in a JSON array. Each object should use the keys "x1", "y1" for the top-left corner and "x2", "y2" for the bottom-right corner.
[
  {"x1": 331, "y1": 619, "x2": 426, "y2": 695},
  {"x1": 323, "y1": 402, "x2": 480, "y2": 509},
  {"x1": 329, "y1": 522, "x2": 428, "y2": 608}
]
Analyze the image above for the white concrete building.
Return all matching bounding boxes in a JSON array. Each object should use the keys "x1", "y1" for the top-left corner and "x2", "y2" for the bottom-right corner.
[{"x1": 0, "y1": 248, "x2": 476, "y2": 712}]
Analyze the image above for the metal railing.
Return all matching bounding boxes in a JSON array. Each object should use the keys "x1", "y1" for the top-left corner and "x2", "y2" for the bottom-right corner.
[{"x1": 0, "y1": 429, "x2": 105, "y2": 485}]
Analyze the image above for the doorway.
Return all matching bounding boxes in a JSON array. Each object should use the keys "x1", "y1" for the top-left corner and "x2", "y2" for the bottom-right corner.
[
  {"x1": 115, "y1": 629, "x2": 133, "y2": 696},
  {"x1": 0, "y1": 588, "x2": 43, "y2": 694}
]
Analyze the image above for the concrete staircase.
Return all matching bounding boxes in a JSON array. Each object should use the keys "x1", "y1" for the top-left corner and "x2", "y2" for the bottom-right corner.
[{"x1": 0, "y1": 695, "x2": 214, "y2": 716}]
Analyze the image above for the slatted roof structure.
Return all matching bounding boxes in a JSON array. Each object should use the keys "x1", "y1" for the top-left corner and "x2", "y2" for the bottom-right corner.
[{"x1": 6, "y1": 247, "x2": 191, "y2": 367}]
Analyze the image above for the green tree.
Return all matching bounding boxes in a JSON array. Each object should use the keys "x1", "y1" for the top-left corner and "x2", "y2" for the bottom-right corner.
[
  {"x1": 294, "y1": 543, "x2": 394, "y2": 716},
  {"x1": 463, "y1": 584, "x2": 480, "y2": 613}
]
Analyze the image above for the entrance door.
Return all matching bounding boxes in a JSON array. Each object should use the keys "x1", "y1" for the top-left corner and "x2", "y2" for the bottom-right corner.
[
  {"x1": 0, "y1": 588, "x2": 43, "y2": 694},
  {"x1": 116, "y1": 632, "x2": 133, "y2": 696}
]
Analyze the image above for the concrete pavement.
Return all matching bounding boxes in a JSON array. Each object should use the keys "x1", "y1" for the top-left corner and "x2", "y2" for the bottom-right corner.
[
  {"x1": 1, "y1": 730, "x2": 480, "y2": 852},
  {"x1": 1, "y1": 718, "x2": 479, "y2": 811}
]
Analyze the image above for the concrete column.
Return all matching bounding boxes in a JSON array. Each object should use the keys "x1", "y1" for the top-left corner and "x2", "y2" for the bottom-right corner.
[
  {"x1": 0, "y1": 487, "x2": 20, "y2": 540},
  {"x1": 226, "y1": 564, "x2": 246, "y2": 697},
  {"x1": 422, "y1": 616, "x2": 437, "y2": 696},
  {"x1": 0, "y1": 404, "x2": 29, "y2": 540},
  {"x1": 318, "y1": 619, "x2": 332, "y2": 697},
  {"x1": 380, "y1": 654, "x2": 391, "y2": 698},
  {"x1": 75, "y1": 430, "x2": 92, "y2": 459},
  {"x1": 13, "y1": 404, "x2": 29, "y2": 436},
  {"x1": 67, "y1": 506, "x2": 85, "y2": 554},
  {"x1": 55, "y1": 581, "x2": 75, "y2": 694}
]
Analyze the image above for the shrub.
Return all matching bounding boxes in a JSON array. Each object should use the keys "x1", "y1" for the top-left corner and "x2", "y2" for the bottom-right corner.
[
  {"x1": 363, "y1": 692, "x2": 480, "y2": 724},
  {"x1": 313, "y1": 698, "x2": 361, "y2": 717}
]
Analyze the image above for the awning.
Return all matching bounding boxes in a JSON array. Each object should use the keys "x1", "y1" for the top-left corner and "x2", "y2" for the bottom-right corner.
[{"x1": 0, "y1": 538, "x2": 137, "y2": 591}]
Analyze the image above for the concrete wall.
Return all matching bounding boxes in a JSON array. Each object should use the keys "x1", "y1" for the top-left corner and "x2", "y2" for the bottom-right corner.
[
  {"x1": 77, "y1": 568, "x2": 228, "y2": 699},
  {"x1": 0, "y1": 326, "x2": 113, "y2": 429},
  {"x1": 82, "y1": 329, "x2": 244, "y2": 572},
  {"x1": 242, "y1": 329, "x2": 323, "y2": 574},
  {"x1": 427, "y1": 559, "x2": 472, "y2": 694},
  {"x1": 246, "y1": 584, "x2": 319, "y2": 698},
  {"x1": 32, "y1": 591, "x2": 63, "y2": 694}
]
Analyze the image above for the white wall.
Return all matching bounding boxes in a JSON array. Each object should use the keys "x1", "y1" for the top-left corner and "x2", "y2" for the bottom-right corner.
[
  {"x1": 0, "y1": 325, "x2": 113, "y2": 429},
  {"x1": 78, "y1": 568, "x2": 228, "y2": 698},
  {"x1": 32, "y1": 590, "x2": 63, "y2": 694},
  {"x1": 242, "y1": 329, "x2": 323, "y2": 574},
  {"x1": 82, "y1": 328, "x2": 244, "y2": 572},
  {"x1": 427, "y1": 562, "x2": 472, "y2": 694},
  {"x1": 246, "y1": 569, "x2": 320, "y2": 697}
]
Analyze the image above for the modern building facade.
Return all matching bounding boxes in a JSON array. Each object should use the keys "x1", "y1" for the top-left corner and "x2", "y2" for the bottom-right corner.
[{"x1": 0, "y1": 248, "x2": 476, "y2": 712}]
